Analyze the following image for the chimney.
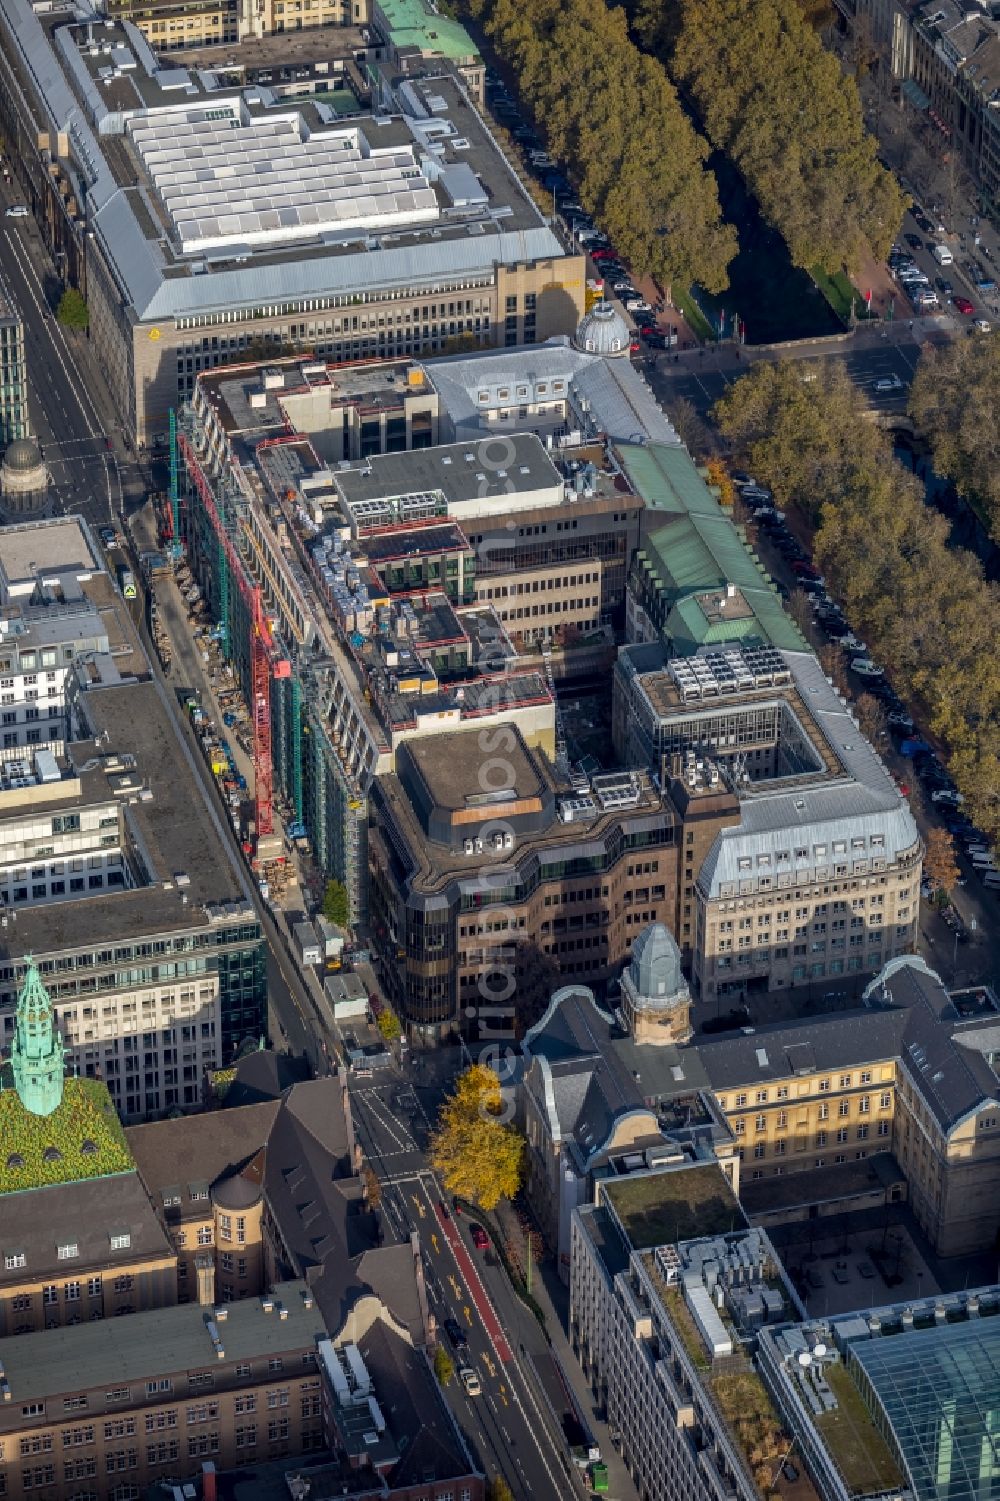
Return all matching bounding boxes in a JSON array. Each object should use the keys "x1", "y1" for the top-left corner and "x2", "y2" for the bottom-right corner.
[{"x1": 202, "y1": 1461, "x2": 217, "y2": 1501}]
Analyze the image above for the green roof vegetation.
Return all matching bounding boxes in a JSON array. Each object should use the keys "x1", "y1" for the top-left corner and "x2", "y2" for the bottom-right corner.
[
  {"x1": 603, "y1": 1164, "x2": 745, "y2": 1250},
  {"x1": 0, "y1": 1077, "x2": 133, "y2": 1194},
  {"x1": 710, "y1": 1367, "x2": 823, "y2": 1501},
  {"x1": 814, "y1": 1361, "x2": 904, "y2": 1497}
]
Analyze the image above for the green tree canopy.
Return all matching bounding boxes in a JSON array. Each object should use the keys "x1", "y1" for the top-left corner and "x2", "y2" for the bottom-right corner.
[
  {"x1": 429, "y1": 1063, "x2": 524, "y2": 1212},
  {"x1": 714, "y1": 361, "x2": 1000, "y2": 842},
  {"x1": 908, "y1": 333, "x2": 1000, "y2": 544},
  {"x1": 376, "y1": 1007, "x2": 401, "y2": 1043},
  {"x1": 56, "y1": 288, "x2": 89, "y2": 330},
  {"x1": 653, "y1": 0, "x2": 904, "y2": 274},
  {"x1": 480, "y1": 0, "x2": 736, "y2": 294},
  {"x1": 321, "y1": 878, "x2": 349, "y2": 928},
  {"x1": 433, "y1": 1344, "x2": 455, "y2": 1386}
]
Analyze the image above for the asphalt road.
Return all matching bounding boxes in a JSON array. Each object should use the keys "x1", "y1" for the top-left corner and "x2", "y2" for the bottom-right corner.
[
  {"x1": 349, "y1": 1074, "x2": 581, "y2": 1501},
  {"x1": 643, "y1": 327, "x2": 930, "y2": 421},
  {"x1": 0, "y1": 184, "x2": 148, "y2": 527}
]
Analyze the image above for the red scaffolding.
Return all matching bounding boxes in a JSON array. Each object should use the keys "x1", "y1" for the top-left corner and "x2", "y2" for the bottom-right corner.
[{"x1": 178, "y1": 431, "x2": 288, "y2": 842}]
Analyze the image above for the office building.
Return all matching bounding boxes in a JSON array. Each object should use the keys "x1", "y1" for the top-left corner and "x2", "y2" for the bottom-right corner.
[
  {"x1": 0, "y1": 269, "x2": 28, "y2": 452},
  {"x1": 520, "y1": 936, "x2": 739, "y2": 1272},
  {"x1": 759, "y1": 1288, "x2": 1000, "y2": 1501},
  {"x1": 0, "y1": 518, "x2": 125, "y2": 762},
  {"x1": 570, "y1": 1166, "x2": 794, "y2": 1501},
  {"x1": 367, "y1": 725, "x2": 746, "y2": 1039},
  {"x1": 0, "y1": 524, "x2": 266, "y2": 1118},
  {"x1": 0, "y1": 9, "x2": 580, "y2": 446},
  {"x1": 0, "y1": 1281, "x2": 326, "y2": 1500},
  {"x1": 615, "y1": 641, "x2": 922, "y2": 1001},
  {"x1": 0, "y1": 961, "x2": 178, "y2": 1338}
]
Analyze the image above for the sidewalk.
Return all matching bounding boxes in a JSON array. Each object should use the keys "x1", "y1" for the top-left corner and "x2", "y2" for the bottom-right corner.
[{"x1": 478, "y1": 1238, "x2": 640, "y2": 1501}]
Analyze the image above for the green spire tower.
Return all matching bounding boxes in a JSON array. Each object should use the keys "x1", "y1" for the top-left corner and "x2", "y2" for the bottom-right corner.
[{"x1": 11, "y1": 957, "x2": 66, "y2": 1117}]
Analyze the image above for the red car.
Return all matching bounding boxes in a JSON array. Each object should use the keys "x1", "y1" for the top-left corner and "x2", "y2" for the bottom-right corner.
[
  {"x1": 954, "y1": 296, "x2": 975, "y2": 315},
  {"x1": 589, "y1": 248, "x2": 616, "y2": 262},
  {"x1": 470, "y1": 1225, "x2": 490, "y2": 1251},
  {"x1": 792, "y1": 560, "x2": 822, "y2": 581}
]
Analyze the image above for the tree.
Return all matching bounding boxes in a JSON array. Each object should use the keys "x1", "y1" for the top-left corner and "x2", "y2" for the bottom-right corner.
[
  {"x1": 433, "y1": 1344, "x2": 455, "y2": 1386},
  {"x1": 924, "y1": 828, "x2": 961, "y2": 895},
  {"x1": 487, "y1": 1480, "x2": 515, "y2": 1501},
  {"x1": 909, "y1": 335, "x2": 1000, "y2": 544},
  {"x1": 429, "y1": 1063, "x2": 524, "y2": 1212},
  {"x1": 483, "y1": 0, "x2": 737, "y2": 294},
  {"x1": 854, "y1": 692, "x2": 888, "y2": 746},
  {"x1": 56, "y1": 288, "x2": 89, "y2": 330},
  {"x1": 321, "y1": 878, "x2": 349, "y2": 928},
  {"x1": 657, "y1": 0, "x2": 905, "y2": 273},
  {"x1": 713, "y1": 360, "x2": 1000, "y2": 843},
  {"x1": 376, "y1": 1006, "x2": 401, "y2": 1043},
  {"x1": 361, "y1": 1162, "x2": 382, "y2": 1209}
]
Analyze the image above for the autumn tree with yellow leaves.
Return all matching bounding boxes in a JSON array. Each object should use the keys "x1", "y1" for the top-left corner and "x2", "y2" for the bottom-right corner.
[{"x1": 430, "y1": 1064, "x2": 524, "y2": 1213}]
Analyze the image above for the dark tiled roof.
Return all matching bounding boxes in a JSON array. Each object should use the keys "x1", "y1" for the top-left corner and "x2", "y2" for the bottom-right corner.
[
  {"x1": 126, "y1": 1101, "x2": 279, "y2": 1217},
  {"x1": 0, "y1": 1172, "x2": 173, "y2": 1286},
  {"x1": 695, "y1": 1009, "x2": 910, "y2": 1091},
  {"x1": 225, "y1": 1049, "x2": 311, "y2": 1108},
  {"x1": 357, "y1": 1318, "x2": 475, "y2": 1487}
]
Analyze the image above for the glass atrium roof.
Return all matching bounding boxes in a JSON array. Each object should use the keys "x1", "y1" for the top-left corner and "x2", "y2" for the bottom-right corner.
[{"x1": 849, "y1": 1317, "x2": 1000, "y2": 1501}]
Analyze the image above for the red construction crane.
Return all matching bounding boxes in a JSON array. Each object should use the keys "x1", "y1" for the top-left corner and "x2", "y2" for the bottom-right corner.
[{"x1": 178, "y1": 432, "x2": 288, "y2": 843}]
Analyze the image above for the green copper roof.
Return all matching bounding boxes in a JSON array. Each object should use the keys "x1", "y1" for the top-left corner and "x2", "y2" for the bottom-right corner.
[
  {"x1": 619, "y1": 443, "x2": 805, "y2": 654},
  {"x1": 375, "y1": 0, "x2": 480, "y2": 61},
  {"x1": 0, "y1": 1076, "x2": 133, "y2": 1194},
  {"x1": 11, "y1": 958, "x2": 65, "y2": 1118}
]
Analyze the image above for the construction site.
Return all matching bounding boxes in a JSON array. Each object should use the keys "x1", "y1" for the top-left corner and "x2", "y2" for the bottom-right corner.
[{"x1": 159, "y1": 364, "x2": 559, "y2": 933}]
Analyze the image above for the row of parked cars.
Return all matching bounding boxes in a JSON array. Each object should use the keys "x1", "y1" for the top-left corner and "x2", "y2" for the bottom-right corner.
[
  {"x1": 484, "y1": 73, "x2": 674, "y2": 350},
  {"x1": 731, "y1": 475, "x2": 997, "y2": 908}
]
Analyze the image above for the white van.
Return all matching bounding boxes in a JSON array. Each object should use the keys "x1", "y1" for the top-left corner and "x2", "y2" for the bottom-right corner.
[
  {"x1": 970, "y1": 852, "x2": 997, "y2": 871},
  {"x1": 4, "y1": 205, "x2": 28, "y2": 219},
  {"x1": 981, "y1": 871, "x2": 1000, "y2": 889},
  {"x1": 932, "y1": 242, "x2": 954, "y2": 266}
]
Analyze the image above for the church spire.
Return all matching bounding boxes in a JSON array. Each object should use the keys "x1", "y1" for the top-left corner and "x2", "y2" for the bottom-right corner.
[{"x1": 11, "y1": 957, "x2": 65, "y2": 1117}]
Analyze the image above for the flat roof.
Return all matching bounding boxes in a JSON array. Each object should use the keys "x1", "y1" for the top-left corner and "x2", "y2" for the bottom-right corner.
[
  {"x1": 0, "y1": 1281, "x2": 322, "y2": 1409},
  {"x1": 0, "y1": 516, "x2": 99, "y2": 593},
  {"x1": 0, "y1": 677, "x2": 251, "y2": 955},
  {"x1": 128, "y1": 104, "x2": 439, "y2": 257},
  {"x1": 0, "y1": 4, "x2": 564, "y2": 323},
  {"x1": 602, "y1": 1164, "x2": 745, "y2": 1250},
  {"x1": 335, "y1": 433, "x2": 560, "y2": 512},
  {"x1": 168, "y1": 25, "x2": 372, "y2": 72},
  {"x1": 402, "y1": 724, "x2": 545, "y2": 814}
]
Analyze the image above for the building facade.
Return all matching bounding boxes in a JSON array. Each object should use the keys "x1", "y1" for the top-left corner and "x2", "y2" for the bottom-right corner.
[{"x1": 0, "y1": 270, "x2": 28, "y2": 451}]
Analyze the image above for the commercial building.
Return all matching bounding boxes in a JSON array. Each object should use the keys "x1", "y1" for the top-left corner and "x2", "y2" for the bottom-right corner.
[
  {"x1": 0, "y1": 7, "x2": 579, "y2": 446},
  {"x1": 0, "y1": 268, "x2": 28, "y2": 452},
  {"x1": 569, "y1": 1165, "x2": 794, "y2": 1501},
  {"x1": 615, "y1": 641, "x2": 922, "y2": 1002},
  {"x1": 520, "y1": 929, "x2": 740, "y2": 1274},
  {"x1": 0, "y1": 1281, "x2": 327, "y2": 1500},
  {"x1": 759, "y1": 1289, "x2": 1000, "y2": 1501},
  {"x1": 0, "y1": 518, "x2": 128, "y2": 763},
  {"x1": 0, "y1": 521, "x2": 267, "y2": 1119}
]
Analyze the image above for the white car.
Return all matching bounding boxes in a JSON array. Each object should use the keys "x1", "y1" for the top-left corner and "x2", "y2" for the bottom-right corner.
[
  {"x1": 851, "y1": 658, "x2": 884, "y2": 678},
  {"x1": 873, "y1": 375, "x2": 903, "y2": 392},
  {"x1": 460, "y1": 1368, "x2": 482, "y2": 1397},
  {"x1": 973, "y1": 318, "x2": 993, "y2": 333},
  {"x1": 4, "y1": 204, "x2": 28, "y2": 219},
  {"x1": 931, "y1": 788, "x2": 964, "y2": 806}
]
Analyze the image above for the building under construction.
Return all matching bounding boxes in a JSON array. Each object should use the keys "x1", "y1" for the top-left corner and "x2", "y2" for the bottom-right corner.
[{"x1": 171, "y1": 357, "x2": 558, "y2": 928}]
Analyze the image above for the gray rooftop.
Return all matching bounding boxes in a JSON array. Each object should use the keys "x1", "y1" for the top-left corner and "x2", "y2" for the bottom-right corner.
[
  {"x1": 335, "y1": 432, "x2": 560, "y2": 514},
  {"x1": 0, "y1": 0, "x2": 563, "y2": 324},
  {"x1": 696, "y1": 649, "x2": 919, "y2": 898},
  {"x1": 0, "y1": 1171, "x2": 173, "y2": 1289},
  {"x1": 426, "y1": 337, "x2": 681, "y2": 448},
  {"x1": 0, "y1": 1280, "x2": 321, "y2": 1411}
]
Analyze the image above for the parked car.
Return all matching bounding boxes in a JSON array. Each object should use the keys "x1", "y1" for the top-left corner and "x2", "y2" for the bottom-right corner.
[
  {"x1": 851, "y1": 658, "x2": 885, "y2": 679},
  {"x1": 930, "y1": 788, "x2": 964, "y2": 807},
  {"x1": 954, "y1": 296, "x2": 975, "y2": 315},
  {"x1": 730, "y1": 470, "x2": 757, "y2": 487},
  {"x1": 470, "y1": 1225, "x2": 490, "y2": 1250},
  {"x1": 904, "y1": 232, "x2": 923, "y2": 250},
  {"x1": 974, "y1": 318, "x2": 993, "y2": 333},
  {"x1": 936, "y1": 278, "x2": 954, "y2": 296},
  {"x1": 888, "y1": 710, "x2": 915, "y2": 732},
  {"x1": 872, "y1": 374, "x2": 903, "y2": 392}
]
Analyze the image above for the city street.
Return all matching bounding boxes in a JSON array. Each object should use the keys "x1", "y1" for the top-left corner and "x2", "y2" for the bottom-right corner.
[
  {"x1": 349, "y1": 1077, "x2": 584, "y2": 1501},
  {"x1": 0, "y1": 180, "x2": 148, "y2": 527}
]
